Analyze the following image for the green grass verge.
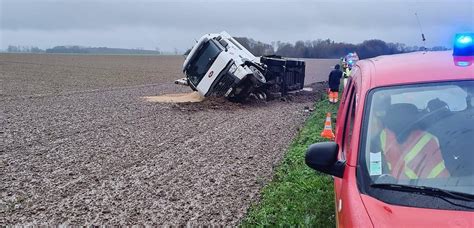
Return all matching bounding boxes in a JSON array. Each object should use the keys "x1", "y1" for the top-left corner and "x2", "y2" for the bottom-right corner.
[{"x1": 241, "y1": 94, "x2": 339, "y2": 227}]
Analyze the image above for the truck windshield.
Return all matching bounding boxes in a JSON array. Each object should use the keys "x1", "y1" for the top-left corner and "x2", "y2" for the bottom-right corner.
[
  {"x1": 185, "y1": 40, "x2": 222, "y2": 87},
  {"x1": 361, "y1": 80, "x2": 474, "y2": 197}
]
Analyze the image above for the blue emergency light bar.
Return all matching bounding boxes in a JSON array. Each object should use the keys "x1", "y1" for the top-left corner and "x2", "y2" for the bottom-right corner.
[{"x1": 453, "y1": 33, "x2": 474, "y2": 56}]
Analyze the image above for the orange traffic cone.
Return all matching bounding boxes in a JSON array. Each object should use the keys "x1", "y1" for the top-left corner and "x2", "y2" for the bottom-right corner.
[{"x1": 321, "y1": 112, "x2": 335, "y2": 140}]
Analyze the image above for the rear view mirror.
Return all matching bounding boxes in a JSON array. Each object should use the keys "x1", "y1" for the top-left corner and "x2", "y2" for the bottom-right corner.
[{"x1": 305, "y1": 142, "x2": 345, "y2": 178}]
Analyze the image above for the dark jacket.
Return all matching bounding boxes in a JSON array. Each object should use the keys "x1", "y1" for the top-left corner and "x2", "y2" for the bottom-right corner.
[{"x1": 328, "y1": 69, "x2": 343, "y2": 91}]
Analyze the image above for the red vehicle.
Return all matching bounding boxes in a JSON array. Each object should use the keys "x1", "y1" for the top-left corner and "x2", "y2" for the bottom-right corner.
[{"x1": 306, "y1": 33, "x2": 474, "y2": 227}]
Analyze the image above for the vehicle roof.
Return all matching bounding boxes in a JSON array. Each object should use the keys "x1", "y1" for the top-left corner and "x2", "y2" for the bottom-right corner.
[{"x1": 357, "y1": 51, "x2": 474, "y2": 89}]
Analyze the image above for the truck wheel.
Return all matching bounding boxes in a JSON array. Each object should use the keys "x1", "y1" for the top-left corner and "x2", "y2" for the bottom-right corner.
[
  {"x1": 257, "y1": 91, "x2": 267, "y2": 100},
  {"x1": 249, "y1": 92, "x2": 267, "y2": 101},
  {"x1": 249, "y1": 65, "x2": 266, "y2": 84}
]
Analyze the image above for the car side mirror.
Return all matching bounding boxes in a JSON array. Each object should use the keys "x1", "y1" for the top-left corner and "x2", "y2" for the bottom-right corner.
[{"x1": 305, "y1": 142, "x2": 345, "y2": 178}]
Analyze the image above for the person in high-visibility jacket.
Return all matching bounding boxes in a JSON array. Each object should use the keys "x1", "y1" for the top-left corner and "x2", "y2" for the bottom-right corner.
[
  {"x1": 378, "y1": 103, "x2": 449, "y2": 179},
  {"x1": 327, "y1": 64, "x2": 343, "y2": 103},
  {"x1": 343, "y1": 66, "x2": 352, "y2": 78}
]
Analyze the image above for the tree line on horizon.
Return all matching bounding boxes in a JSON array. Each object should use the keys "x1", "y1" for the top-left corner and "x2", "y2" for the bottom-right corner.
[
  {"x1": 5, "y1": 45, "x2": 174, "y2": 55},
  {"x1": 234, "y1": 37, "x2": 449, "y2": 59},
  {"x1": 6, "y1": 37, "x2": 448, "y2": 59}
]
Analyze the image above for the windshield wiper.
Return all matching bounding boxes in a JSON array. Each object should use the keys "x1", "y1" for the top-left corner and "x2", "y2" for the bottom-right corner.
[{"x1": 371, "y1": 183, "x2": 474, "y2": 202}]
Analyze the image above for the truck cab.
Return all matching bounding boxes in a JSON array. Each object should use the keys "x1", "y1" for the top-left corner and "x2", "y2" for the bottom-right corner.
[
  {"x1": 177, "y1": 31, "x2": 306, "y2": 101},
  {"x1": 306, "y1": 33, "x2": 474, "y2": 227},
  {"x1": 181, "y1": 32, "x2": 266, "y2": 100}
]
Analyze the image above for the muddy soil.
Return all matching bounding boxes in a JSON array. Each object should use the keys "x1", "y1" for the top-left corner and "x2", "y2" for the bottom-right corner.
[{"x1": 1, "y1": 54, "x2": 329, "y2": 226}]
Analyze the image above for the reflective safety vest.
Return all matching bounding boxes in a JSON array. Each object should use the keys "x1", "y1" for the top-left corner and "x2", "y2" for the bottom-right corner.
[
  {"x1": 344, "y1": 68, "x2": 351, "y2": 77},
  {"x1": 380, "y1": 129, "x2": 449, "y2": 179}
]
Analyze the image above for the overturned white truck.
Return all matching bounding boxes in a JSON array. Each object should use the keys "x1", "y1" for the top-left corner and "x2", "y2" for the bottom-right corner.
[{"x1": 175, "y1": 31, "x2": 305, "y2": 102}]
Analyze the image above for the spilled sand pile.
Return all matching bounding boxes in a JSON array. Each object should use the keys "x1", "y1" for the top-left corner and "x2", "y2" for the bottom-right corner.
[{"x1": 143, "y1": 91, "x2": 204, "y2": 103}]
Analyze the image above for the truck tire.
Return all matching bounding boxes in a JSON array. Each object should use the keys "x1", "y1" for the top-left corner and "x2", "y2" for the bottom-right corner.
[{"x1": 249, "y1": 65, "x2": 266, "y2": 84}]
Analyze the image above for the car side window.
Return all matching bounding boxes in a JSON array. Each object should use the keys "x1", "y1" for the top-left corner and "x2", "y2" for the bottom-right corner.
[{"x1": 341, "y1": 86, "x2": 356, "y2": 159}]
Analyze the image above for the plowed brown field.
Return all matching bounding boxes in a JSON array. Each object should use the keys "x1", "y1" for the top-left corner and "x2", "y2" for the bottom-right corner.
[{"x1": 0, "y1": 53, "x2": 337, "y2": 225}]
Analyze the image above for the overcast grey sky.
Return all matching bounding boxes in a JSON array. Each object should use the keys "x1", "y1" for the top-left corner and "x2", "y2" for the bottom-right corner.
[{"x1": 1, "y1": 0, "x2": 473, "y2": 52}]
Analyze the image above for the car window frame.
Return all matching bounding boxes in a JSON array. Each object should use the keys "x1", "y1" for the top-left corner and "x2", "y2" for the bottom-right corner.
[
  {"x1": 340, "y1": 81, "x2": 357, "y2": 160},
  {"x1": 356, "y1": 80, "x2": 474, "y2": 210}
]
